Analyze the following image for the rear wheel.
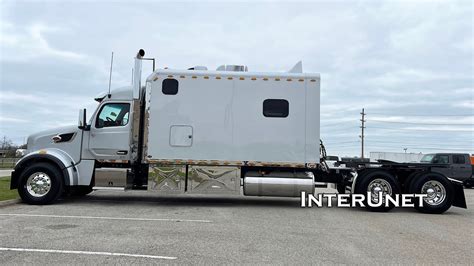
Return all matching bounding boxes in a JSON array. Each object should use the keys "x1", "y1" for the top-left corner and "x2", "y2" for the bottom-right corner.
[
  {"x1": 336, "y1": 183, "x2": 346, "y2": 194},
  {"x1": 18, "y1": 162, "x2": 64, "y2": 205},
  {"x1": 410, "y1": 172, "x2": 453, "y2": 214},
  {"x1": 404, "y1": 171, "x2": 424, "y2": 193},
  {"x1": 355, "y1": 170, "x2": 400, "y2": 212}
]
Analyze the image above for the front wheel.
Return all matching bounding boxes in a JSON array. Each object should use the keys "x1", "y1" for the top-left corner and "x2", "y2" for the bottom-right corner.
[
  {"x1": 18, "y1": 162, "x2": 64, "y2": 205},
  {"x1": 410, "y1": 172, "x2": 453, "y2": 214}
]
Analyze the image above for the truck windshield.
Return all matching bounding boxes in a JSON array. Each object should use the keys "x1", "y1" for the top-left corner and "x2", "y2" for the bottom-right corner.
[{"x1": 420, "y1": 154, "x2": 434, "y2": 163}]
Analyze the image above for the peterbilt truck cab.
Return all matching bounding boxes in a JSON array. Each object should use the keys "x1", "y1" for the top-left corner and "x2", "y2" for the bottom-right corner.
[
  {"x1": 10, "y1": 50, "x2": 151, "y2": 204},
  {"x1": 10, "y1": 85, "x2": 140, "y2": 203}
]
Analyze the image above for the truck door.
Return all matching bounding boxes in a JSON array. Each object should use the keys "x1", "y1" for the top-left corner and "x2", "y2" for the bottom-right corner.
[
  {"x1": 88, "y1": 102, "x2": 132, "y2": 161},
  {"x1": 432, "y1": 154, "x2": 452, "y2": 177},
  {"x1": 452, "y1": 154, "x2": 471, "y2": 180}
]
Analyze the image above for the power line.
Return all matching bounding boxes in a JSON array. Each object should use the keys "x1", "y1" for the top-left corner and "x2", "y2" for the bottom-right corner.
[
  {"x1": 369, "y1": 120, "x2": 473, "y2": 126},
  {"x1": 367, "y1": 143, "x2": 472, "y2": 150},
  {"x1": 321, "y1": 121, "x2": 357, "y2": 127},
  {"x1": 368, "y1": 113, "x2": 473, "y2": 117},
  {"x1": 366, "y1": 144, "x2": 471, "y2": 151},
  {"x1": 367, "y1": 126, "x2": 473, "y2": 132},
  {"x1": 323, "y1": 140, "x2": 360, "y2": 144},
  {"x1": 365, "y1": 139, "x2": 471, "y2": 147},
  {"x1": 321, "y1": 126, "x2": 359, "y2": 132},
  {"x1": 325, "y1": 140, "x2": 472, "y2": 149}
]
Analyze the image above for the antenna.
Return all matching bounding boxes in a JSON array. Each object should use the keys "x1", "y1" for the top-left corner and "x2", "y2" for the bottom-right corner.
[{"x1": 108, "y1": 52, "x2": 114, "y2": 98}]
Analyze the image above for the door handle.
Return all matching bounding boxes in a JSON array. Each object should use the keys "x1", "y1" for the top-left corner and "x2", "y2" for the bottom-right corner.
[{"x1": 117, "y1": 150, "x2": 128, "y2": 155}]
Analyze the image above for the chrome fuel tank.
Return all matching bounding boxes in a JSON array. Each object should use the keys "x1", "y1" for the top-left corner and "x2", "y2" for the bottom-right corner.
[{"x1": 243, "y1": 171, "x2": 314, "y2": 197}]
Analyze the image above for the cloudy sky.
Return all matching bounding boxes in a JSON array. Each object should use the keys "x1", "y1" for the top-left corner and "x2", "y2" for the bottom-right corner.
[{"x1": 0, "y1": 0, "x2": 472, "y2": 157}]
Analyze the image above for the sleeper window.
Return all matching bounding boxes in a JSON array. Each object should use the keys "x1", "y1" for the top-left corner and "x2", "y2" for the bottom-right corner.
[
  {"x1": 96, "y1": 103, "x2": 130, "y2": 128},
  {"x1": 263, "y1": 99, "x2": 289, "y2": 118},
  {"x1": 162, "y1": 79, "x2": 179, "y2": 95}
]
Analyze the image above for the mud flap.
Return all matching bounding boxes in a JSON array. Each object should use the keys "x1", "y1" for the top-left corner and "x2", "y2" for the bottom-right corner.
[
  {"x1": 451, "y1": 181, "x2": 467, "y2": 208},
  {"x1": 10, "y1": 170, "x2": 18, "y2": 190}
]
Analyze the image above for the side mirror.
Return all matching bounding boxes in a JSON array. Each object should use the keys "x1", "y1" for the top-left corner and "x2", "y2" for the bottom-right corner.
[{"x1": 78, "y1": 108, "x2": 87, "y2": 129}]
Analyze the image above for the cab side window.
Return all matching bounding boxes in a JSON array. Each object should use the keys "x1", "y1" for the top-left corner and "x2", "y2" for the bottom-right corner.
[
  {"x1": 453, "y1": 155, "x2": 465, "y2": 164},
  {"x1": 96, "y1": 103, "x2": 130, "y2": 128},
  {"x1": 433, "y1": 155, "x2": 449, "y2": 164}
]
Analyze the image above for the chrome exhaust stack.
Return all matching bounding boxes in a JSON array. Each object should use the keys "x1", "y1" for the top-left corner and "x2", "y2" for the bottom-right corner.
[
  {"x1": 243, "y1": 171, "x2": 315, "y2": 197},
  {"x1": 132, "y1": 49, "x2": 145, "y2": 100}
]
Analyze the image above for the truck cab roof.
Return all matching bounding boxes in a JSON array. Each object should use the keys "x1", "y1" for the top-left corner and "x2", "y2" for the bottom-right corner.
[{"x1": 95, "y1": 86, "x2": 133, "y2": 102}]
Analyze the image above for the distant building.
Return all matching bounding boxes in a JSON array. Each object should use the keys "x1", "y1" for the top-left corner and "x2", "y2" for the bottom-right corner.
[{"x1": 370, "y1": 152, "x2": 424, "y2": 163}]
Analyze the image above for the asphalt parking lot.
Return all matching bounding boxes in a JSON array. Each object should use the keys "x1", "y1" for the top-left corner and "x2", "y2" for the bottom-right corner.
[{"x1": 1, "y1": 188, "x2": 473, "y2": 264}]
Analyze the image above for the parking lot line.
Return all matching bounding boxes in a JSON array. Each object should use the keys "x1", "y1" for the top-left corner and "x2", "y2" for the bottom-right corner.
[
  {"x1": 0, "y1": 247, "x2": 177, "y2": 260},
  {"x1": 0, "y1": 213, "x2": 211, "y2": 223}
]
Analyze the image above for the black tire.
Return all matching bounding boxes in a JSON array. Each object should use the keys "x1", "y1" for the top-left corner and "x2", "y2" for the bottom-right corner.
[
  {"x1": 355, "y1": 170, "x2": 400, "y2": 212},
  {"x1": 410, "y1": 172, "x2": 453, "y2": 214},
  {"x1": 336, "y1": 183, "x2": 346, "y2": 194},
  {"x1": 18, "y1": 162, "x2": 64, "y2": 205},
  {"x1": 404, "y1": 171, "x2": 424, "y2": 193}
]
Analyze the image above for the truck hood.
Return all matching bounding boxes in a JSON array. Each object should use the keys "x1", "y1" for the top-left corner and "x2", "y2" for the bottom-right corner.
[{"x1": 27, "y1": 125, "x2": 80, "y2": 153}]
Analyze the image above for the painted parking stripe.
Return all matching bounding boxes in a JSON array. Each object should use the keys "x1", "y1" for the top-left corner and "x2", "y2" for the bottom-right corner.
[
  {"x1": 0, "y1": 247, "x2": 177, "y2": 260},
  {"x1": 0, "y1": 213, "x2": 211, "y2": 223}
]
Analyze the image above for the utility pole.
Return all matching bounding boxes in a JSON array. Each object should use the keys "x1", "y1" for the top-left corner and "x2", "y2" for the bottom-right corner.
[{"x1": 360, "y1": 108, "x2": 366, "y2": 159}]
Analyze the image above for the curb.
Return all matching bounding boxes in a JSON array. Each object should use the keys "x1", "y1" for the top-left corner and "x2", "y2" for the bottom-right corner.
[{"x1": 0, "y1": 199, "x2": 20, "y2": 207}]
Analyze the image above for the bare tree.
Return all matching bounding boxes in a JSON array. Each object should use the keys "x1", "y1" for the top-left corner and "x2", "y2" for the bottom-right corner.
[
  {"x1": 1, "y1": 136, "x2": 13, "y2": 150},
  {"x1": 1, "y1": 136, "x2": 18, "y2": 157}
]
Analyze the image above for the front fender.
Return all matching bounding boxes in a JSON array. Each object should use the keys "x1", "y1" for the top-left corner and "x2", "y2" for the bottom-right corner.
[{"x1": 10, "y1": 148, "x2": 77, "y2": 189}]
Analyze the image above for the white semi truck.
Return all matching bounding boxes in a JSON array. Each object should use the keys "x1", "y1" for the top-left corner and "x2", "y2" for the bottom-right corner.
[{"x1": 10, "y1": 50, "x2": 467, "y2": 214}]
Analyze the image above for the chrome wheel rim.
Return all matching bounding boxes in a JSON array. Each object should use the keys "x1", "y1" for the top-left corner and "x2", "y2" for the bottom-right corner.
[
  {"x1": 26, "y1": 172, "x2": 51, "y2": 197},
  {"x1": 367, "y1": 178, "x2": 392, "y2": 204},
  {"x1": 421, "y1": 180, "x2": 446, "y2": 206}
]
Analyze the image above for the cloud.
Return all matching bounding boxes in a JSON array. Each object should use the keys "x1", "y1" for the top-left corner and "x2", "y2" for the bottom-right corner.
[
  {"x1": 0, "y1": 22, "x2": 85, "y2": 62},
  {"x1": 0, "y1": 1, "x2": 472, "y2": 156},
  {"x1": 0, "y1": 117, "x2": 28, "y2": 123},
  {"x1": 453, "y1": 100, "x2": 474, "y2": 109}
]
